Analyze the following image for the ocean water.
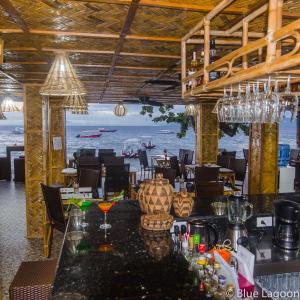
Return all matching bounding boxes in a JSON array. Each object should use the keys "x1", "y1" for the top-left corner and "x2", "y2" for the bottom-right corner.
[{"x1": 0, "y1": 119, "x2": 297, "y2": 170}]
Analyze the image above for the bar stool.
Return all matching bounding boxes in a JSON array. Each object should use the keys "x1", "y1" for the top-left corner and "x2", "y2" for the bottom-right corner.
[{"x1": 9, "y1": 259, "x2": 57, "y2": 300}]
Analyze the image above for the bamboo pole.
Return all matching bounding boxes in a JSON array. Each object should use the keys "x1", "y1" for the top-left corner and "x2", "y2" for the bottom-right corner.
[
  {"x1": 266, "y1": 0, "x2": 278, "y2": 63},
  {"x1": 182, "y1": 0, "x2": 235, "y2": 41},
  {"x1": 226, "y1": 3, "x2": 269, "y2": 34},
  {"x1": 203, "y1": 19, "x2": 210, "y2": 85},
  {"x1": 181, "y1": 40, "x2": 187, "y2": 98},
  {"x1": 242, "y1": 20, "x2": 249, "y2": 69}
]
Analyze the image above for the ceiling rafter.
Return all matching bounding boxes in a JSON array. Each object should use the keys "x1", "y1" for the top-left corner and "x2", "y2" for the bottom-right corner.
[
  {"x1": 66, "y1": 0, "x2": 248, "y2": 14},
  {"x1": 99, "y1": 0, "x2": 141, "y2": 101}
]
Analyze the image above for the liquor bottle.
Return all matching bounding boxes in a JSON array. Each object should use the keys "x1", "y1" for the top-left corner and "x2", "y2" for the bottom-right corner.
[
  {"x1": 214, "y1": 275, "x2": 227, "y2": 300},
  {"x1": 188, "y1": 51, "x2": 198, "y2": 89},
  {"x1": 209, "y1": 40, "x2": 219, "y2": 81}
]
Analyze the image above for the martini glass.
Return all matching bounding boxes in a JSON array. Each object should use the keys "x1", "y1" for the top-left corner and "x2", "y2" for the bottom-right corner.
[
  {"x1": 98, "y1": 201, "x2": 114, "y2": 230},
  {"x1": 78, "y1": 200, "x2": 92, "y2": 227}
]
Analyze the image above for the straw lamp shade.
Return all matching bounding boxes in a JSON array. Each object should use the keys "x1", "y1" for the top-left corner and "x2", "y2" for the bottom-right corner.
[
  {"x1": 40, "y1": 52, "x2": 86, "y2": 96},
  {"x1": 64, "y1": 94, "x2": 88, "y2": 114},
  {"x1": 185, "y1": 104, "x2": 197, "y2": 116},
  {"x1": 1, "y1": 98, "x2": 21, "y2": 112},
  {"x1": 114, "y1": 103, "x2": 127, "y2": 117}
]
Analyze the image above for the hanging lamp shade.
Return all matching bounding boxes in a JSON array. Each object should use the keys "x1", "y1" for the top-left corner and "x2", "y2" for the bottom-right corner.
[
  {"x1": 185, "y1": 104, "x2": 197, "y2": 116},
  {"x1": 1, "y1": 98, "x2": 20, "y2": 112},
  {"x1": 64, "y1": 94, "x2": 88, "y2": 114},
  {"x1": 114, "y1": 103, "x2": 127, "y2": 117},
  {"x1": 40, "y1": 52, "x2": 86, "y2": 96}
]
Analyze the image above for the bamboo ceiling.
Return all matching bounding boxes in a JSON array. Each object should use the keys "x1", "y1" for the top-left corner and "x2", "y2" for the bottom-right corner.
[{"x1": 0, "y1": 0, "x2": 299, "y2": 104}]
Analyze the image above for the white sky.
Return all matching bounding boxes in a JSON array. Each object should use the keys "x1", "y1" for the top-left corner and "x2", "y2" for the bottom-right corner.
[{"x1": 0, "y1": 104, "x2": 185, "y2": 126}]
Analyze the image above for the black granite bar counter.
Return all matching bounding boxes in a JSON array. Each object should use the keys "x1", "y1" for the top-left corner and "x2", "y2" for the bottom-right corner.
[{"x1": 52, "y1": 193, "x2": 300, "y2": 299}]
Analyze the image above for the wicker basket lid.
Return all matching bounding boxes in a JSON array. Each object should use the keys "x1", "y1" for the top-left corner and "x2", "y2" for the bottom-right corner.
[{"x1": 141, "y1": 213, "x2": 174, "y2": 231}]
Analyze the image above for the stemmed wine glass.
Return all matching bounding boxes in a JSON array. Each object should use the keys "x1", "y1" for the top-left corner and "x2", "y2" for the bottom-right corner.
[{"x1": 98, "y1": 201, "x2": 115, "y2": 229}]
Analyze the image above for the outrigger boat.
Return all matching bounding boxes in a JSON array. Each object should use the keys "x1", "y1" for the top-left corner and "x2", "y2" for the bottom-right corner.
[{"x1": 76, "y1": 131, "x2": 102, "y2": 138}]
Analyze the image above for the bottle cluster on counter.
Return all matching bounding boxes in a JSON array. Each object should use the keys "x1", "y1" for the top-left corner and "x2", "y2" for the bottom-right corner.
[{"x1": 173, "y1": 226, "x2": 236, "y2": 299}]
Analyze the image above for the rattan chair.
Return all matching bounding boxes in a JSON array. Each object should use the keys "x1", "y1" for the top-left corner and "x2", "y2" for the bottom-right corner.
[
  {"x1": 243, "y1": 149, "x2": 249, "y2": 163},
  {"x1": 195, "y1": 181, "x2": 224, "y2": 198},
  {"x1": 77, "y1": 148, "x2": 96, "y2": 157},
  {"x1": 78, "y1": 168, "x2": 100, "y2": 197},
  {"x1": 9, "y1": 259, "x2": 57, "y2": 300},
  {"x1": 195, "y1": 166, "x2": 220, "y2": 182},
  {"x1": 105, "y1": 164, "x2": 130, "y2": 199},
  {"x1": 217, "y1": 155, "x2": 232, "y2": 168},
  {"x1": 103, "y1": 156, "x2": 124, "y2": 166},
  {"x1": 14, "y1": 158, "x2": 25, "y2": 182},
  {"x1": 169, "y1": 156, "x2": 181, "y2": 177},
  {"x1": 0, "y1": 157, "x2": 10, "y2": 180}
]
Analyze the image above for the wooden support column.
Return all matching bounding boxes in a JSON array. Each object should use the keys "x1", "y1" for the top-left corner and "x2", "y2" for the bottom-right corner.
[
  {"x1": 48, "y1": 98, "x2": 66, "y2": 185},
  {"x1": 242, "y1": 20, "x2": 248, "y2": 69},
  {"x1": 248, "y1": 0, "x2": 281, "y2": 195},
  {"x1": 195, "y1": 103, "x2": 218, "y2": 164},
  {"x1": 24, "y1": 84, "x2": 48, "y2": 238}
]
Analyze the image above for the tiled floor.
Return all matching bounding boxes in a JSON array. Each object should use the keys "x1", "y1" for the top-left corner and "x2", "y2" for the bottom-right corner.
[{"x1": 0, "y1": 181, "x2": 63, "y2": 300}]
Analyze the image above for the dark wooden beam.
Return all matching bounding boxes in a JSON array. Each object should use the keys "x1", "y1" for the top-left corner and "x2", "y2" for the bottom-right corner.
[
  {"x1": 99, "y1": 0, "x2": 140, "y2": 101},
  {"x1": 0, "y1": 0, "x2": 29, "y2": 33}
]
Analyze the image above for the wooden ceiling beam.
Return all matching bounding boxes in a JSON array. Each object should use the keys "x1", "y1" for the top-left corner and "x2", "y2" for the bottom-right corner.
[
  {"x1": 67, "y1": 0, "x2": 247, "y2": 14},
  {"x1": 0, "y1": 0, "x2": 29, "y2": 33},
  {"x1": 99, "y1": 0, "x2": 140, "y2": 101},
  {"x1": 5, "y1": 47, "x2": 181, "y2": 59},
  {"x1": 195, "y1": 30, "x2": 265, "y2": 38}
]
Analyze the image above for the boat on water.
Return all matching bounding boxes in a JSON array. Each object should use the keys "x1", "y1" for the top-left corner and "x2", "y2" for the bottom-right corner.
[
  {"x1": 12, "y1": 127, "x2": 24, "y2": 134},
  {"x1": 157, "y1": 129, "x2": 175, "y2": 134},
  {"x1": 122, "y1": 138, "x2": 141, "y2": 158},
  {"x1": 141, "y1": 136, "x2": 156, "y2": 149},
  {"x1": 98, "y1": 128, "x2": 118, "y2": 133},
  {"x1": 76, "y1": 131, "x2": 102, "y2": 138}
]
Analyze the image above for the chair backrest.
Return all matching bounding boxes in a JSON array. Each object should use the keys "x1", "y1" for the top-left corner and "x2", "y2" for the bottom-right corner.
[
  {"x1": 195, "y1": 181, "x2": 224, "y2": 198},
  {"x1": 155, "y1": 167, "x2": 177, "y2": 187},
  {"x1": 290, "y1": 149, "x2": 300, "y2": 166},
  {"x1": 105, "y1": 164, "x2": 130, "y2": 196},
  {"x1": 229, "y1": 158, "x2": 247, "y2": 181},
  {"x1": 179, "y1": 149, "x2": 194, "y2": 164},
  {"x1": 77, "y1": 148, "x2": 96, "y2": 157},
  {"x1": 78, "y1": 168, "x2": 100, "y2": 189},
  {"x1": 243, "y1": 149, "x2": 249, "y2": 162},
  {"x1": 195, "y1": 166, "x2": 219, "y2": 182},
  {"x1": 40, "y1": 183, "x2": 66, "y2": 227},
  {"x1": 99, "y1": 152, "x2": 116, "y2": 165},
  {"x1": 139, "y1": 150, "x2": 149, "y2": 168},
  {"x1": 217, "y1": 155, "x2": 231, "y2": 168},
  {"x1": 103, "y1": 156, "x2": 124, "y2": 166},
  {"x1": 78, "y1": 156, "x2": 100, "y2": 166},
  {"x1": 98, "y1": 149, "x2": 114, "y2": 156},
  {"x1": 295, "y1": 161, "x2": 300, "y2": 183},
  {"x1": 222, "y1": 151, "x2": 236, "y2": 159},
  {"x1": 169, "y1": 156, "x2": 181, "y2": 177}
]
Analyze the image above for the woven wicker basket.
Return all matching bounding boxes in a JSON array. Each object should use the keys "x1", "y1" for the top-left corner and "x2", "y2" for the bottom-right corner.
[
  {"x1": 140, "y1": 229, "x2": 173, "y2": 261},
  {"x1": 173, "y1": 191, "x2": 194, "y2": 217},
  {"x1": 139, "y1": 174, "x2": 174, "y2": 214},
  {"x1": 137, "y1": 179, "x2": 150, "y2": 213},
  {"x1": 141, "y1": 213, "x2": 174, "y2": 231}
]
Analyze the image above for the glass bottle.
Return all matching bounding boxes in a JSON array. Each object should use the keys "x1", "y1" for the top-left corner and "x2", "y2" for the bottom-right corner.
[
  {"x1": 209, "y1": 40, "x2": 219, "y2": 81},
  {"x1": 188, "y1": 51, "x2": 198, "y2": 90},
  {"x1": 214, "y1": 275, "x2": 227, "y2": 300}
]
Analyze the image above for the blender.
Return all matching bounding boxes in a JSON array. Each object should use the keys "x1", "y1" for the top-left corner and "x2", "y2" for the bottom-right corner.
[{"x1": 226, "y1": 196, "x2": 253, "y2": 250}]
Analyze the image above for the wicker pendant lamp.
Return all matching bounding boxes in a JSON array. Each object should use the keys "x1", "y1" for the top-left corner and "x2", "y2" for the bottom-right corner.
[
  {"x1": 185, "y1": 104, "x2": 197, "y2": 116},
  {"x1": 40, "y1": 52, "x2": 86, "y2": 96},
  {"x1": 1, "y1": 98, "x2": 21, "y2": 112},
  {"x1": 114, "y1": 103, "x2": 127, "y2": 117},
  {"x1": 64, "y1": 94, "x2": 88, "y2": 114}
]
